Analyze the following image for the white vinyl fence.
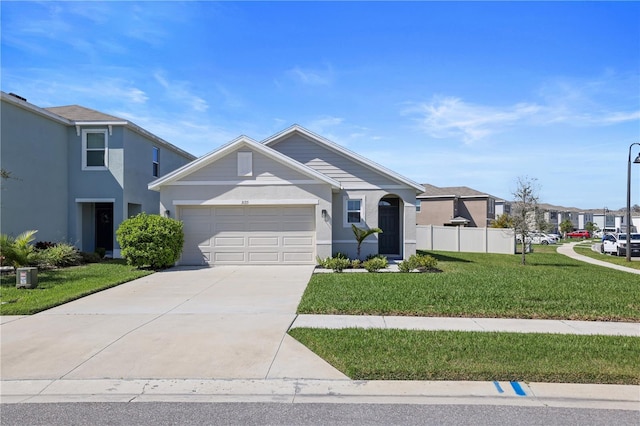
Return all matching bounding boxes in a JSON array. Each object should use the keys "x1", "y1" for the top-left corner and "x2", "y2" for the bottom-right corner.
[{"x1": 417, "y1": 225, "x2": 516, "y2": 254}]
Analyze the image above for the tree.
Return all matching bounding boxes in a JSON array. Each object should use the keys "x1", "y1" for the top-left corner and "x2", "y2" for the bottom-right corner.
[
  {"x1": 560, "y1": 219, "x2": 574, "y2": 236},
  {"x1": 351, "y1": 224, "x2": 382, "y2": 259},
  {"x1": 511, "y1": 176, "x2": 540, "y2": 265},
  {"x1": 585, "y1": 221, "x2": 597, "y2": 234},
  {"x1": 490, "y1": 213, "x2": 514, "y2": 228}
]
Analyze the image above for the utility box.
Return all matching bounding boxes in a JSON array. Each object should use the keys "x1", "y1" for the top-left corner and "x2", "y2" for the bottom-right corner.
[{"x1": 16, "y1": 267, "x2": 38, "y2": 289}]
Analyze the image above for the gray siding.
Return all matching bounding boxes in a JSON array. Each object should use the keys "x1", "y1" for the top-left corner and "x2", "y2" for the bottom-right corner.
[
  {"x1": 181, "y1": 148, "x2": 313, "y2": 183},
  {"x1": 0, "y1": 101, "x2": 69, "y2": 242},
  {"x1": 270, "y1": 134, "x2": 401, "y2": 187}
]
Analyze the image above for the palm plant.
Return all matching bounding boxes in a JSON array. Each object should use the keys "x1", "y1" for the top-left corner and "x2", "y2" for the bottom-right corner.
[
  {"x1": 351, "y1": 224, "x2": 382, "y2": 259},
  {"x1": 0, "y1": 230, "x2": 39, "y2": 268}
]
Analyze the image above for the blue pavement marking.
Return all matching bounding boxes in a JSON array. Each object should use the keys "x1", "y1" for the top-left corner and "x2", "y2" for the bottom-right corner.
[
  {"x1": 493, "y1": 381, "x2": 505, "y2": 394},
  {"x1": 510, "y1": 381, "x2": 527, "y2": 396}
]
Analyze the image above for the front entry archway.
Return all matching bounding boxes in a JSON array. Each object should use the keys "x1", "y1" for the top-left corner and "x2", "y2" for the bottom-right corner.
[{"x1": 378, "y1": 196, "x2": 401, "y2": 256}]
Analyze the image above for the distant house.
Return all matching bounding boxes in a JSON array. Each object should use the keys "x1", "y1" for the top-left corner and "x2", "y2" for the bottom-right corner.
[
  {"x1": 149, "y1": 125, "x2": 425, "y2": 265},
  {"x1": 416, "y1": 184, "x2": 498, "y2": 227},
  {"x1": 0, "y1": 91, "x2": 195, "y2": 257}
]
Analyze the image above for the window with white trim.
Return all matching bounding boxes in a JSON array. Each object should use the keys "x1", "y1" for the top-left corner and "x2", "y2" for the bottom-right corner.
[
  {"x1": 416, "y1": 200, "x2": 421, "y2": 212},
  {"x1": 237, "y1": 151, "x2": 252, "y2": 176},
  {"x1": 152, "y1": 146, "x2": 160, "y2": 177},
  {"x1": 344, "y1": 197, "x2": 365, "y2": 226},
  {"x1": 82, "y1": 129, "x2": 108, "y2": 170}
]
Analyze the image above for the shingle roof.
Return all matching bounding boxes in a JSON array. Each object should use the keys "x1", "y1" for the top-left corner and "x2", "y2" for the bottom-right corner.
[
  {"x1": 418, "y1": 184, "x2": 490, "y2": 198},
  {"x1": 44, "y1": 105, "x2": 125, "y2": 122}
]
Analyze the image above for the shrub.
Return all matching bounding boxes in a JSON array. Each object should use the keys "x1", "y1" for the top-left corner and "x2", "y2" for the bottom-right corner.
[
  {"x1": 333, "y1": 252, "x2": 349, "y2": 260},
  {"x1": 351, "y1": 259, "x2": 362, "y2": 269},
  {"x1": 0, "y1": 230, "x2": 40, "y2": 268},
  {"x1": 316, "y1": 255, "x2": 329, "y2": 268},
  {"x1": 398, "y1": 254, "x2": 439, "y2": 273},
  {"x1": 80, "y1": 251, "x2": 102, "y2": 264},
  {"x1": 363, "y1": 256, "x2": 388, "y2": 272},
  {"x1": 95, "y1": 247, "x2": 106, "y2": 259},
  {"x1": 35, "y1": 241, "x2": 56, "y2": 250},
  {"x1": 325, "y1": 256, "x2": 352, "y2": 273},
  {"x1": 116, "y1": 213, "x2": 184, "y2": 269},
  {"x1": 40, "y1": 243, "x2": 82, "y2": 267}
]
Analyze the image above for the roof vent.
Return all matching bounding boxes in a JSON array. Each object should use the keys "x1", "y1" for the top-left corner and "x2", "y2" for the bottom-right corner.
[{"x1": 8, "y1": 93, "x2": 27, "y2": 102}]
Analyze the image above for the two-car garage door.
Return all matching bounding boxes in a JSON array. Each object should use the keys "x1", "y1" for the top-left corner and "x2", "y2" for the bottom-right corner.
[{"x1": 180, "y1": 205, "x2": 315, "y2": 265}]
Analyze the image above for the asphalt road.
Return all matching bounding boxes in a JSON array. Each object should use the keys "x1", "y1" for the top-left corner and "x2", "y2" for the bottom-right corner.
[{"x1": 1, "y1": 402, "x2": 639, "y2": 426}]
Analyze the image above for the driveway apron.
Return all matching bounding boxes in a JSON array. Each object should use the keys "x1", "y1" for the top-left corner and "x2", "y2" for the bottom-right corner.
[{"x1": 0, "y1": 266, "x2": 343, "y2": 380}]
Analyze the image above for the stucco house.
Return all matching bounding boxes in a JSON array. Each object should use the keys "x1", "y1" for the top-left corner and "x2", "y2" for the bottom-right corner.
[
  {"x1": 416, "y1": 184, "x2": 498, "y2": 228},
  {"x1": 149, "y1": 125, "x2": 424, "y2": 265},
  {"x1": 0, "y1": 91, "x2": 195, "y2": 257}
]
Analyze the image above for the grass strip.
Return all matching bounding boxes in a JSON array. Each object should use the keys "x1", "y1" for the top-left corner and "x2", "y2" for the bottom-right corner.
[
  {"x1": 573, "y1": 245, "x2": 640, "y2": 270},
  {"x1": 0, "y1": 260, "x2": 153, "y2": 315},
  {"x1": 289, "y1": 328, "x2": 640, "y2": 385},
  {"x1": 298, "y1": 251, "x2": 640, "y2": 321}
]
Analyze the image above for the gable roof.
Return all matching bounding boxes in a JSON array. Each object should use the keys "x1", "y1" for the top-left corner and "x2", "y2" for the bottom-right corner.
[
  {"x1": 45, "y1": 105, "x2": 125, "y2": 122},
  {"x1": 148, "y1": 135, "x2": 342, "y2": 191},
  {"x1": 418, "y1": 184, "x2": 497, "y2": 199},
  {"x1": 263, "y1": 125, "x2": 425, "y2": 193}
]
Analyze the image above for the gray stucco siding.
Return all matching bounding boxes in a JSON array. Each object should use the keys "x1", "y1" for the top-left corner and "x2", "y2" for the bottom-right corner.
[
  {"x1": 269, "y1": 134, "x2": 404, "y2": 187},
  {"x1": 0, "y1": 101, "x2": 69, "y2": 242},
  {"x1": 331, "y1": 188, "x2": 417, "y2": 260},
  {"x1": 180, "y1": 147, "x2": 315, "y2": 183}
]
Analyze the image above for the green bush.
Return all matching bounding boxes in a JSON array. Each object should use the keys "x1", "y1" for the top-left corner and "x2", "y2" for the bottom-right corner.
[
  {"x1": 351, "y1": 259, "x2": 362, "y2": 269},
  {"x1": 40, "y1": 243, "x2": 82, "y2": 267},
  {"x1": 80, "y1": 251, "x2": 102, "y2": 264},
  {"x1": 325, "y1": 256, "x2": 352, "y2": 273},
  {"x1": 1, "y1": 230, "x2": 40, "y2": 268},
  {"x1": 116, "y1": 213, "x2": 184, "y2": 269},
  {"x1": 398, "y1": 254, "x2": 438, "y2": 273},
  {"x1": 363, "y1": 256, "x2": 388, "y2": 272}
]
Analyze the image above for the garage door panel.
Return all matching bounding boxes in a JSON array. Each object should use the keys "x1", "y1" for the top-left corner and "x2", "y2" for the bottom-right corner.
[
  {"x1": 180, "y1": 205, "x2": 315, "y2": 265},
  {"x1": 248, "y1": 222, "x2": 281, "y2": 232},
  {"x1": 248, "y1": 236, "x2": 279, "y2": 247},
  {"x1": 283, "y1": 236, "x2": 314, "y2": 246},
  {"x1": 249, "y1": 252, "x2": 280, "y2": 262},
  {"x1": 214, "y1": 252, "x2": 246, "y2": 262},
  {"x1": 213, "y1": 237, "x2": 245, "y2": 247}
]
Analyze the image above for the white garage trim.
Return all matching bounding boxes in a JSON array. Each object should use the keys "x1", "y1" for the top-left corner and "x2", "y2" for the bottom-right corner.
[{"x1": 173, "y1": 199, "x2": 319, "y2": 206}]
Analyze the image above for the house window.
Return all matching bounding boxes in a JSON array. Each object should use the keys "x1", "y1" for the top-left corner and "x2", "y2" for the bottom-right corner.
[
  {"x1": 82, "y1": 129, "x2": 108, "y2": 170},
  {"x1": 344, "y1": 197, "x2": 365, "y2": 226},
  {"x1": 152, "y1": 147, "x2": 160, "y2": 177},
  {"x1": 416, "y1": 200, "x2": 421, "y2": 212},
  {"x1": 238, "y1": 151, "x2": 252, "y2": 176}
]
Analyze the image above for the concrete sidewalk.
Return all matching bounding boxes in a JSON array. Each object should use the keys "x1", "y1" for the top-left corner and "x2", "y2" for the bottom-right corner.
[
  {"x1": 557, "y1": 242, "x2": 640, "y2": 274},
  {"x1": 291, "y1": 315, "x2": 640, "y2": 336}
]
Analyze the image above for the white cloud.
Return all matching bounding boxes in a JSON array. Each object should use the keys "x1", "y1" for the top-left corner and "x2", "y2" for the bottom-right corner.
[
  {"x1": 153, "y1": 71, "x2": 209, "y2": 113},
  {"x1": 287, "y1": 65, "x2": 334, "y2": 86},
  {"x1": 403, "y1": 96, "x2": 541, "y2": 143}
]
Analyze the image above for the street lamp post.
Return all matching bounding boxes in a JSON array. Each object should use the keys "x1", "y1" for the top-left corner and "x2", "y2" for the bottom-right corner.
[{"x1": 625, "y1": 143, "x2": 640, "y2": 262}]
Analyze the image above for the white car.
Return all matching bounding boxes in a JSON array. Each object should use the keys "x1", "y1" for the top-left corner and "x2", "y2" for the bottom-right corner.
[
  {"x1": 601, "y1": 233, "x2": 640, "y2": 256},
  {"x1": 530, "y1": 233, "x2": 556, "y2": 245}
]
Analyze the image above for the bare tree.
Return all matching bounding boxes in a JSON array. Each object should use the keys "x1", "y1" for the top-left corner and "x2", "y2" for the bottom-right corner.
[{"x1": 512, "y1": 176, "x2": 540, "y2": 265}]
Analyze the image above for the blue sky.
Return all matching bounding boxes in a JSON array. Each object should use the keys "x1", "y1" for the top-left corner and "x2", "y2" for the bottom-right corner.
[{"x1": 2, "y1": 1, "x2": 639, "y2": 210}]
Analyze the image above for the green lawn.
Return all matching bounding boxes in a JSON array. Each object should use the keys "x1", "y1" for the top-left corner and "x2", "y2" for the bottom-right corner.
[
  {"x1": 298, "y1": 251, "x2": 640, "y2": 321},
  {"x1": 289, "y1": 328, "x2": 640, "y2": 385},
  {"x1": 0, "y1": 260, "x2": 153, "y2": 315}
]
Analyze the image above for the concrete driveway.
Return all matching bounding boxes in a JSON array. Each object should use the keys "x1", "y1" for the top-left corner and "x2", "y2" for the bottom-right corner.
[{"x1": 0, "y1": 266, "x2": 346, "y2": 381}]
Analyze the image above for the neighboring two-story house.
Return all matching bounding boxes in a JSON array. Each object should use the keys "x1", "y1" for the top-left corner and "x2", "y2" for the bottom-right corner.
[
  {"x1": 0, "y1": 91, "x2": 195, "y2": 257},
  {"x1": 416, "y1": 184, "x2": 498, "y2": 227}
]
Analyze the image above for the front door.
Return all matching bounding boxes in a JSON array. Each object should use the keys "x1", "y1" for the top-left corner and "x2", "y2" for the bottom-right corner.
[
  {"x1": 378, "y1": 197, "x2": 400, "y2": 255},
  {"x1": 95, "y1": 203, "x2": 114, "y2": 251}
]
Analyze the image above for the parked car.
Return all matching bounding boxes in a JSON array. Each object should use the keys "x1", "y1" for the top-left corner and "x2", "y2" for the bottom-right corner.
[
  {"x1": 547, "y1": 233, "x2": 562, "y2": 241},
  {"x1": 530, "y1": 233, "x2": 556, "y2": 245},
  {"x1": 601, "y1": 233, "x2": 640, "y2": 257},
  {"x1": 566, "y1": 230, "x2": 590, "y2": 238}
]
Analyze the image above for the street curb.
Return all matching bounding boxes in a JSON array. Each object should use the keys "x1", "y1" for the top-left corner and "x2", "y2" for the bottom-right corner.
[{"x1": 1, "y1": 379, "x2": 638, "y2": 410}]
